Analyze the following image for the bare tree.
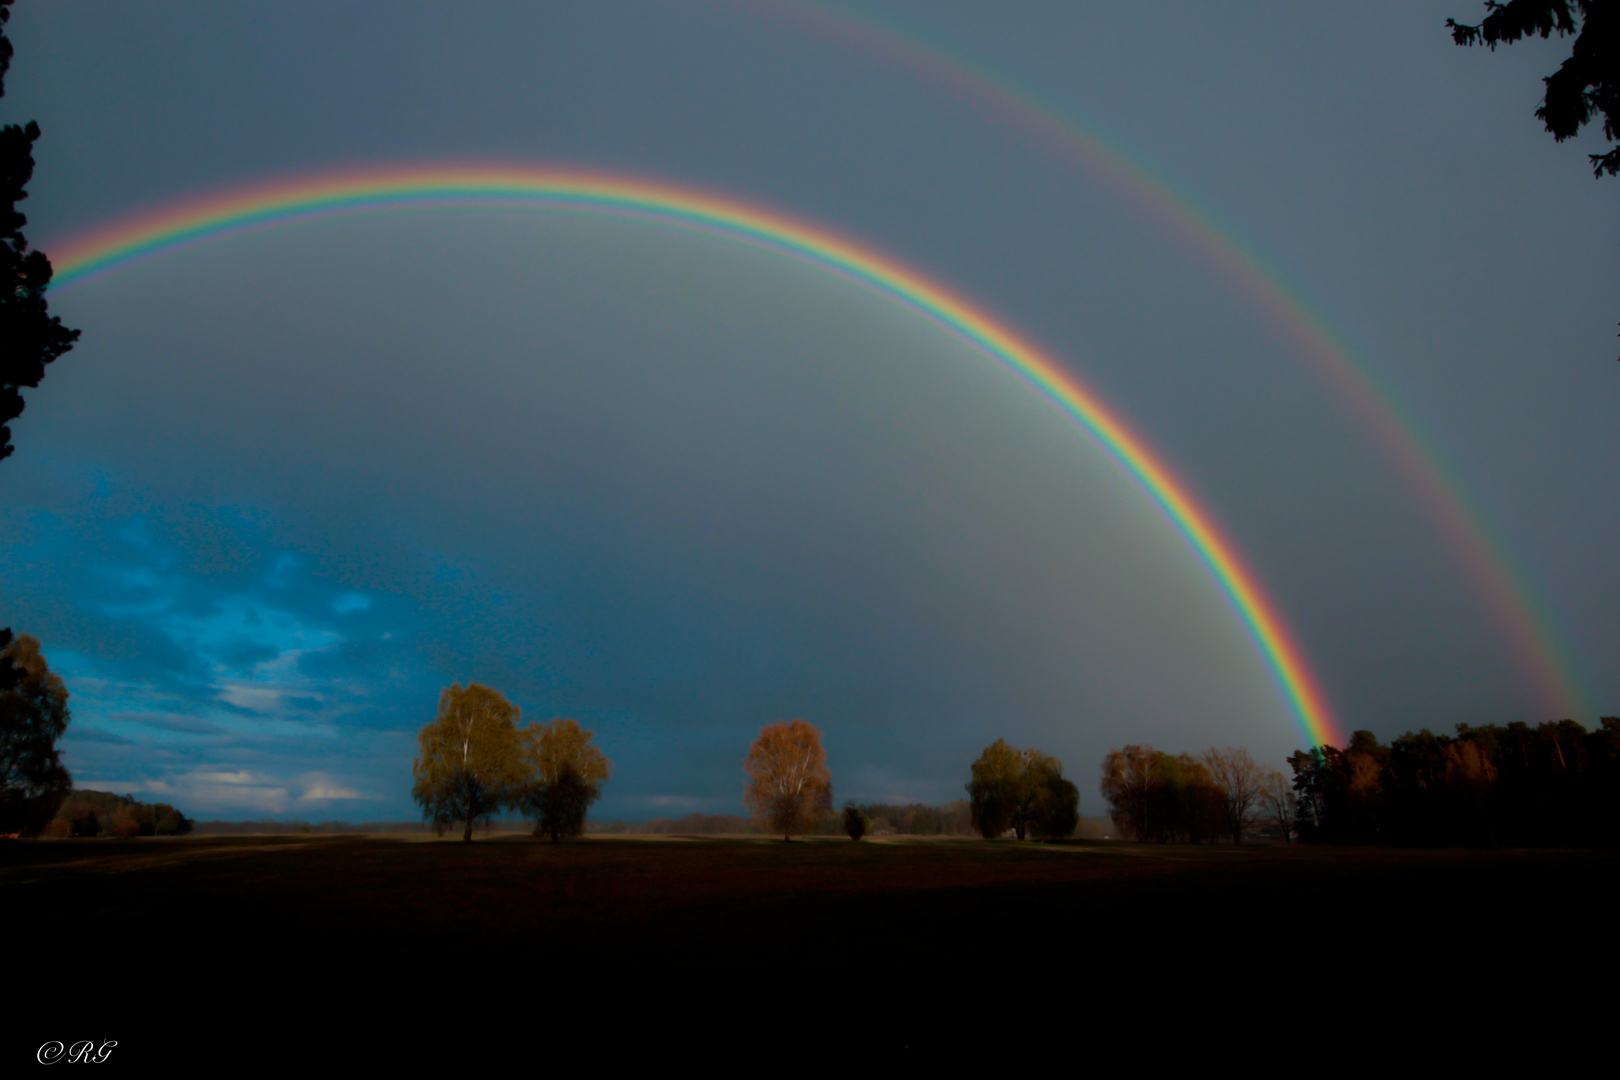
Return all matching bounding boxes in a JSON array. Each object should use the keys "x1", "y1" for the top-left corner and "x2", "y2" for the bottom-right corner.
[
  {"x1": 743, "y1": 719, "x2": 832, "y2": 840},
  {"x1": 1258, "y1": 768, "x2": 1297, "y2": 845},
  {"x1": 1201, "y1": 747, "x2": 1264, "y2": 844}
]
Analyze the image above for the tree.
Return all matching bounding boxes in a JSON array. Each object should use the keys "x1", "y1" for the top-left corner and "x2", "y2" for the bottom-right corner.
[
  {"x1": 1099, "y1": 745, "x2": 1159, "y2": 841},
  {"x1": 967, "y1": 738, "x2": 1025, "y2": 838},
  {"x1": 411, "y1": 683, "x2": 524, "y2": 842},
  {"x1": 742, "y1": 719, "x2": 832, "y2": 840},
  {"x1": 842, "y1": 800, "x2": 871, "y2": 841},
  {"x1": 1258, "y1": 768, "x2": 1297, "y2": 844},
  {"x1": 0, "y1": 630, "x2": 72, "y2": 835},
  {"x1": 968, "y1": 740, "x2": 1079, "y2": 840},
  {"x1": 0, "y1": 2, "x2": 80, "y2": 462},
  {"x1": 1447, "y1": 3, "x2": 1620, "y2": 355},
  {"x1": 517, "y1": 717, "x2": 610, "y2": 843},
  {"x1": 1025, "y1": 753, "x2": 1081, "y2": 841},
  {"x1": 1201, "y1": 747, "x2": 1265, "y2": 844},
  {"x1": 1450, "y1": 1, "x2": 1618, "y2": 177}
]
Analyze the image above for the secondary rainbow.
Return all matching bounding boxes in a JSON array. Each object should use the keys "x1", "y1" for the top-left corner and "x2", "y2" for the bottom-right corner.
[
  {"x1": 727, "y1": 0, "x2": 1584, "y2": 719},
  {"x1": 48, "y1": 165, "x2": 1342, "y2": 746}
]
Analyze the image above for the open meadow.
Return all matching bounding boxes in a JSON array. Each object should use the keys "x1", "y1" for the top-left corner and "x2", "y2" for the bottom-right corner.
[{"x1": 7, "y1": 833, "x2": 1615, "y2": 1057}]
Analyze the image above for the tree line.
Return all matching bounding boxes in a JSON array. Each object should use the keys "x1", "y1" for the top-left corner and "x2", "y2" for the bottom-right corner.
[
  {"x1": 1288, "y1": 720, "x2": 1620, "y2": 846},
  {"x1": 41, "y1": 789, "x2": 192, "y2": 839},
  {"x1": 416, "y1": 687, "x2": 1089, "y2": 842},
  {"x1": 1098, "y1": 718, "x2": 1620, "y2": 846},
  {"x1": 1099, "y1": 746, "x2": 1288, "y2": 844}
]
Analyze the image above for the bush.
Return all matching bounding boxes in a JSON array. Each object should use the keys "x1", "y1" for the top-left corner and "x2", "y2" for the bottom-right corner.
[{"x1": 842, "y1": 801, "x2": 871, "y2": 841}]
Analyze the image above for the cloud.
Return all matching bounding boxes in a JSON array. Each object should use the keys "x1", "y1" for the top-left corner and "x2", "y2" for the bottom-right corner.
[
  {"x1": 110, "y1": 712, "x2": 225, "y2": 735},
  {"x1": 295, "y1": 775, "x2": 368, "y2": 803},
  {"x1": 141, "y1": 770, "x2": 292, "y2": 815},
  {"x1": 62, "y1": 727, "x2": 134, "y2": 745}
]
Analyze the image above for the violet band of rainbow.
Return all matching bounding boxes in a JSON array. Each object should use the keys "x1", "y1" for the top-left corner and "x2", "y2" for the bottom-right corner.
[
  {"x1": 48, "y1": 166, "x2": 1344, "y2": 747},
  {"x1": 738, "y1": 0, "x2": 1584, "y2": 721}
]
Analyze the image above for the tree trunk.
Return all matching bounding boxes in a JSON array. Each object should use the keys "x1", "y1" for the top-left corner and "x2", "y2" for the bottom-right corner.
[
  {"x1": 551, "y1": 826, "x2": 559, "y2": 843},
  {"x1": 463, "y1": 817, "x2": 473, "y2": 842}
]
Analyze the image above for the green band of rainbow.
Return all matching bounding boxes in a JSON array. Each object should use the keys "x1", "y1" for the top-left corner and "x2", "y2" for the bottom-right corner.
[
  {"x1": 47, "y1": 165, "x2": 1342, "y2": 746},
  {"x1": 736, "y1": 0, "x2": 1583, "y2": 718}
]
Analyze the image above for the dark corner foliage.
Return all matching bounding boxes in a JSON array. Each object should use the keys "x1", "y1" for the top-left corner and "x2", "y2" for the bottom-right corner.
[{"x1": 0, "y1": 0, "x2": 81, "y2": 462}]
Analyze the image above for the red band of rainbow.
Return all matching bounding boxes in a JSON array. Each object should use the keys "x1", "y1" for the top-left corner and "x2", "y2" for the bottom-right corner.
[{"x1": 47, "y1": 165, "x2": 1344, "y2": 747}]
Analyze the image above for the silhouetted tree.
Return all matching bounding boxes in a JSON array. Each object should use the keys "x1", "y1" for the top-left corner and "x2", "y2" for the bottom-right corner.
[
  {"x1": 743, "y1": 719, "x2": 833, "y2": 840},
  {"x1": 517, "y1": 717, "x2": 610, "y2": 842},
  {"x1": 0, "y1": 2, "x2": 80, "y2": 462},
  {"x1": 1450, "y1": 1, "x2": 1618, "y2": 176},
  {"x1": 1447, "y1": 2, "x2": 1620, "y2": 354},
  {"x1": 0, "y1": 631, "x2": 71, "y2": 834},
  {"x1": 411, "y1": 683, "x2": 524, "y2": 842},
  {"x1": 842, "y1": 800, "x2": 870, "y2": 841}
]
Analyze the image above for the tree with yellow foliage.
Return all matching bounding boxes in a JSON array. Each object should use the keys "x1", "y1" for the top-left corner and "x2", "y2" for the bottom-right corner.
[
  {"x1": 412, "y1": 683, "x2": 524, "y2": 842},
  {"x1": 743, "y1": 719, "x2": 832, "y2": 840},
  {"x1": 518, "y1": 718, "x2": 611, "y2": 843}
]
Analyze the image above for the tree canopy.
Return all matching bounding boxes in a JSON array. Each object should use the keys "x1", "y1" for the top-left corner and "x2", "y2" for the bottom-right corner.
[
  {"x1": 743, "y1": 719, "x2": 833, "y2": 840},
  {"x1": 1449, "y1": 1, "x2": 1618, "y2": 178},
  {"x1": 411, "y1": 683, "x2": 525, "y2": 842},
  {"x1": 517, "y1": 717, "x2": 611, "y2": 842},
  {"x1": 1447, "y1": 2, "x2": 1619, "y2": 355},
  {"x1": 0, "y1": 1, "x2": 80, "y2": 462},
  {"x1": 967, "y1": 739, "x2": 1079, "y2": 840},
  {"x1": 0, "y1": 630, "x2": 71, "y2": 835}
]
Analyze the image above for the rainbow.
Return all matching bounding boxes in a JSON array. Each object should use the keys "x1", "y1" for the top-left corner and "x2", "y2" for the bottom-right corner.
[
  {"x1": 46, "y1": 165, "x2": 1342, "y2": 746},
  {"x1": 728, "y1": 0, "x2": 1585, "y2": 719}
]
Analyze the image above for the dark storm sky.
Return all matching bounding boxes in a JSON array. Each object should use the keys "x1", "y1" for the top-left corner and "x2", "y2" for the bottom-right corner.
[{"x1": 1, "y1": 1, "x2": 1615, "y2": 819}]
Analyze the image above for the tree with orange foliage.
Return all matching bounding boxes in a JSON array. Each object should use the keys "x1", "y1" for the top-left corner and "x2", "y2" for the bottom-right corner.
[{"x1": 743, "y1": 719, "x2": 833, "y2": 840}]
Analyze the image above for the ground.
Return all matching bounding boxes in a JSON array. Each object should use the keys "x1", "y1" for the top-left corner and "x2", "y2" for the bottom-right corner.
[{"x1": 5, "y1": 834, "x2": 1611, "y2": 1061}]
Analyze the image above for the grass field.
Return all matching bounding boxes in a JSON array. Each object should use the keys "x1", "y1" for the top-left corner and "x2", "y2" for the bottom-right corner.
[{"x1": 6, "y1": 834, "x2": 1613, "y2": 1060}]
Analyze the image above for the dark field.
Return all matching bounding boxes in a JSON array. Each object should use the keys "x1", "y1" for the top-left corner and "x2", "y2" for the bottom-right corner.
[{"x1": 7, "y1": 835, "x2": 1614, "y2": 1060}]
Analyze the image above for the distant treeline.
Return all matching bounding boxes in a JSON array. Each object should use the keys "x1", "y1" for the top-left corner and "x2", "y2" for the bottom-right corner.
[
  {"x1": 42, "y1": 790, "x2": 192, "y2": 838},
  {"x1": 1292, "y1": 720, "x2": 1620, "y2": 846},
  {"x1": 190, "y1": 820, "x2": 441, "y2": 835},
  {"x1": 849, "y1": 801, "x2": 974, "y2": 836}
]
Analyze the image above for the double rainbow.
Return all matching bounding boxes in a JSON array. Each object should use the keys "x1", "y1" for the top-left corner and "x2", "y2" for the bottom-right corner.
[{"x1": 48, "y1": 165, "x2": 1342, "y2": 747}]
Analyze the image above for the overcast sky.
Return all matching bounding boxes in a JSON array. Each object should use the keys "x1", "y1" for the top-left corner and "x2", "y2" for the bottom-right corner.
[{"x1": 2, "y1": 2, "x2": 1615, "y2": 820}]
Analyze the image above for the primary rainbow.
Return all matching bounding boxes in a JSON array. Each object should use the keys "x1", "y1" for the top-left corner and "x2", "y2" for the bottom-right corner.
[{"x1": 48, "y1": 165, "x2": 1342, "y2": 746}]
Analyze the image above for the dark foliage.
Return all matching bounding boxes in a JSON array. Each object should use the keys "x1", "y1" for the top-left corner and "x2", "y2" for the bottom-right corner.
[
  {"x1": 1291, "y1": 719, "x2": 1620, "y2": 845},
  {"x1": 45, "y1": 789, "x2": 192, "y2": 838},
  {"x1": 638, "y1": 813, "x2": 756, "y2": 835},
  {"x1": 1448, "y1": 2, "x2": 1620, "y2": 355},
  {"x1": 1100, "y1": 747, "x2": 1225, "y2": 843},
  {"x1": 521, "y1": 764, "x2": 596, "y2": 843},
  {"x1": 0, "y1": 628, "x2": 19, "y2": 691},
  {"x1": 841, "y1": 800, "x2": 870, "y2": 840},
  {"x1": 0, "y1": 1, "x2": 80, "y2": 462},
  {"x1": 1450, "y1": 1, "x2": 1619, "y2": 177},
  {"x1": 0, "y1": 630, "x2": 70, "y2": 835},
  {"x1": 853, "y1": 801, "x2": 975, "y2": 836}
]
